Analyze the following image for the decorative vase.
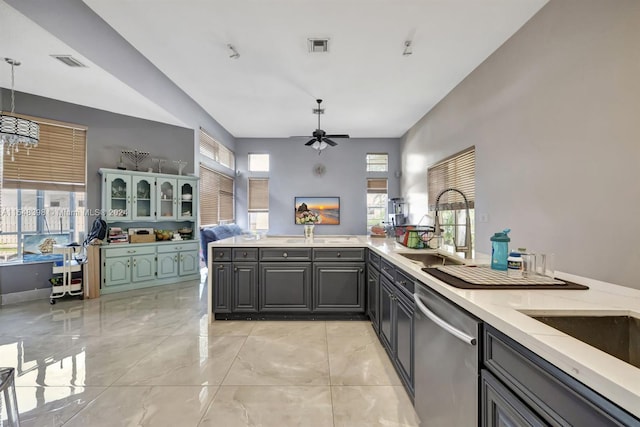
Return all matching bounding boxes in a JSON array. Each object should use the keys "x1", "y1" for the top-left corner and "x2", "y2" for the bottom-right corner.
[{"x1": 304, "y1": 224, "x2": 315, "y2": 239}]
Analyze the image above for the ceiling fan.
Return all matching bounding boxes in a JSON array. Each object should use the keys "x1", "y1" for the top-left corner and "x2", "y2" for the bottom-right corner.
[{"x1": 302, "y1": 99, "x2": 349, "y2": 153}]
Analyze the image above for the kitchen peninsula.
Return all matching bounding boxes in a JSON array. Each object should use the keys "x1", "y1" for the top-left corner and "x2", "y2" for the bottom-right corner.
[{"x1": 208, "y1": 235, "x2": 640, "y2": 424}]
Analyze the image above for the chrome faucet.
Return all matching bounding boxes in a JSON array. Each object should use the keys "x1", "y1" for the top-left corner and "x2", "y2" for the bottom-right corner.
[{"x1": 433, "y1": 188, "x2": 473, "y2": 259}]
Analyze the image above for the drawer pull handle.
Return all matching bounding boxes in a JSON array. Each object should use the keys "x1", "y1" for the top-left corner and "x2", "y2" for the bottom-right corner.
[
  {"x1": 283, "y1": 252, "x2": 288, "y2": 258},
  {"x1": 217, "y1": 265, "x2": 224, "y2": 270}
]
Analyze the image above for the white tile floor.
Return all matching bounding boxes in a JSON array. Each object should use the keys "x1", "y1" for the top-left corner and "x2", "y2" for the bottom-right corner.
[{"x1": 0, "y1": 278, "x2": 419, "y2": 426}]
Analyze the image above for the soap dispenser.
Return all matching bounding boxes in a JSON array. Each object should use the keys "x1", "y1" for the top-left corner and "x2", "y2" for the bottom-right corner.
[{"x1": 490, "y1": 229, "x2": 511, "y2": 271}]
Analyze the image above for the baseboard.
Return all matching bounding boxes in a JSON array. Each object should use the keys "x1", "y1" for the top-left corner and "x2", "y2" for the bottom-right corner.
[{"x1": 1, "y1": 288, "x2": 51, "y2": 305}]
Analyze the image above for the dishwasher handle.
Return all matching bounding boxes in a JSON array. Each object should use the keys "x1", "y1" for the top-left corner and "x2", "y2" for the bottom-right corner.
[{"x1": 413, "y1": 292, "x2": 477, "y2": 346}]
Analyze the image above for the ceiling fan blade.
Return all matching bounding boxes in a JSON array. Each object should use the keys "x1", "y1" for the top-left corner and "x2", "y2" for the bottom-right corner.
[
  {"x1": 322, "y1": 137, "x2": 338, "y2": 146},
  {"x1": 305, "y1": 139, "x2": 316, "y2": 146},
  {"x1": 325, "y1": 134, "x2": 350, "y2": 138}
]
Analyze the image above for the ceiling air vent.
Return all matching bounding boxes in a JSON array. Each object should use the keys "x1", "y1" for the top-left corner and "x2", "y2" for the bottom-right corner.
[
  {"x1": 308, "y1": 38, "x2": 329, "y2": 53},
  {"x1": 50, "y1": 55, "x2": 87, "y2": 68}
]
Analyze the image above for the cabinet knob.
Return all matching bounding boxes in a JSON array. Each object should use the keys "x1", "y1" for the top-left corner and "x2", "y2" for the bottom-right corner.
[
  {"x1": 283, "y1": 252, "x2": 288, "y2": 258},
  {"x1": 242, "y1": 251, "x2": 247, "y2": 257},
  {"x1": 218, "y1": 252, "x2": 224, "y2": 258},
  {"x1": 337, "y1": 252, "x2": 341, "y2": 257},
  {"x1": 359, "y1": 268, "x2": 364, "y2": 273},
  {"x1": 234, "y1": 267, "x2": 238, "y2": 272},
  {"x1": 217, "y1": 265, "x2": 224, "y2": 270}
]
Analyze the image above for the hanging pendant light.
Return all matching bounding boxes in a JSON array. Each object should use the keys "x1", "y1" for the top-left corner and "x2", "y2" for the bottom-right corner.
[{"x1": 0, "y1": 58, "x2": 39, "y2": 161}]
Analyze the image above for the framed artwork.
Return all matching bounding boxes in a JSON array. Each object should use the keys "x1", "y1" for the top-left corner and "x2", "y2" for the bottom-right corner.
[{"x1": 294, "y1": 197, "x2": 340, "y2": 225}]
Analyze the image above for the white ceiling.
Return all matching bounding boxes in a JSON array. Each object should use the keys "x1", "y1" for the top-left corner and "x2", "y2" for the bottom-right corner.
[{"x1": 2, "y1": 0, "x2": 548, "y2": 138}]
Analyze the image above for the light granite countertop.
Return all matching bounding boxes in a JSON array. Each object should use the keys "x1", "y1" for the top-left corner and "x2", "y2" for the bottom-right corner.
[{"x1": 208, "y1": 234, "x2": 640, "y2": 418}]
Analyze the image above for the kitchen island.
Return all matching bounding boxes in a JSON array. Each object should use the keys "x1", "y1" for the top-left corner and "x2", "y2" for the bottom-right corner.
[{"x1": 208, "y1": 234, "x2": 640, "y2": 423}]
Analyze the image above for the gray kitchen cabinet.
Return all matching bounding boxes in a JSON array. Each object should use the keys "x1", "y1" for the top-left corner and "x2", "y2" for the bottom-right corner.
[
  {"x1": 367, "y1": 263, "x2": 380, "y2": 332},
  {"x1": 395, "y1": 290, "x2": 415, "y2": 394},
  {"x1": 484, "y1": 325, "x2": 640, "y2": 427},
  {"x1": 259, "y1": 262, "x2": 312, "y2": 312},
  {"x1": 379, "y1": 276, "x2": 394, "y2": 352},
  {"x1": 313, "y1": 262, "x2": 365, "y2": 312},
  {"x1": 212, "y1": 261, "x2": 231, "y2": 313},
  {"x1": 312, "y1": 248, "x2": 365, "y2": 312},
  {"x1": 377, "y1": 265, "x2": 415, "y2": 399},
  {"x1": 481, "y1": 370, "x2": 546, "y2": 427},
  {"x1": 232, "y1": 262, "x2": 258, "y2": 312}
]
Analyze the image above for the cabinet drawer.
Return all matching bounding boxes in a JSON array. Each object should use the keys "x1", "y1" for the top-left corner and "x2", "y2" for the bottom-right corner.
[
  {"x1": 484, "y1": 325, "x2": 637, "y2": 426},
  {"x1": 211, "y1": 248, "x2": 232, "y2": 262},
  {"x1": 260, "y1": 248, "x2": 312, "y2": 261},
  {"x1": 367, "y1": 250, "x2": 381, "y2": 269},
  {"x1": 232, "y1": 248, "x2": 259, "y2": 261},
  {"x1": 380, "y1": 258, "x2": 395, "y2": 282},
  {"x1": 104, "y1": 245, "x2": 155, "y2": 258},
  {"x1": 313, "y1": 248, "x2": 365, "y2": 262},
  {"x1": 157, "y1": 242, "x2": 199, "y2": 253},
  {"x1": 395, "y1": 269, "x2": 415, "y2": 298}
]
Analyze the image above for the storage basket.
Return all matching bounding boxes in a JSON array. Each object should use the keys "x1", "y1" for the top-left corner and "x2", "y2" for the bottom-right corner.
[{"x1": 130, "y1": 234, "x2": 155, "y2": 243}]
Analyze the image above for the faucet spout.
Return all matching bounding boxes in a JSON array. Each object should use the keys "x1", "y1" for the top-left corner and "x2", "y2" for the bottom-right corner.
[{"x1": 433, "y1": 188, "x2": 473, "y2": 259}]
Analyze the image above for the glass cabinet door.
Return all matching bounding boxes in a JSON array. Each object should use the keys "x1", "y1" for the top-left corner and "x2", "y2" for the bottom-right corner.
[
  {"x1": 105, "y1": 173, "x2": 131, "y2": 221},
  {"x1": 132, "y1": 176, "x2": 155, "y2": 221},
  {"x1": 156, "y1": 178, "x2": 177, "y2": 220},
  {"x1": 178, "y1": 179, "x2": 196, "y2": 221}
]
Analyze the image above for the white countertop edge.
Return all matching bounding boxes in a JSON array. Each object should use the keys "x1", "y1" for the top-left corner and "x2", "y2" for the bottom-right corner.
[{"x1": 207, "y1": 234, "x2": 640, "y2": 418}]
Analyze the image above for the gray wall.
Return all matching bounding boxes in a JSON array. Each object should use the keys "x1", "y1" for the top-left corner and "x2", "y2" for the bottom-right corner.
[
  {"x1": 0, "y1": 90, "x2": 196, "y2": 296},
  {"x1": 235, "y1": 138, "x2": 401, "y2": 235},
  {"x1": 401, "y1": 0, "x2": 640, "y2": 289}
]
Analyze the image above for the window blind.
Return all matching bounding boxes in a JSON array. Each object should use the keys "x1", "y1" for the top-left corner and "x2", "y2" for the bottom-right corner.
[
  {"x1": 367, "y1": 178, "x2": 388, "y2": 194},
  {"x1": 366, "y1": 153, "x2": 388, "y2": 172},
  {"x1": 427, "y1": 146, "x2": 475, "y2": 211},
  {"x1": 199, "y1": 165, "x2": 234, "y2": 225},
  {"x1": 199, "y1": 127, "x2": 235, "y2": 170},
  {"x1": 2, "y1": 114, "x2": 87, "y2": 191},
  {"x1": 248, "y1": 178, "x2": 269, "y2": 211}
]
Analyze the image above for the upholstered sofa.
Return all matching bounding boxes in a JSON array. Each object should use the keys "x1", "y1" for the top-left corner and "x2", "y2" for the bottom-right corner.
[{"x1": 200, "y1": 223, "x2": 244, "y2": 264}]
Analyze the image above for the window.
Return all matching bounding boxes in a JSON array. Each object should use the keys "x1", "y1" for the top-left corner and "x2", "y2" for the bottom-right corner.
[
  {"x1": 367, "y1": 178, "x2": 388, "y2": 227},
  {"x1": 0, "y1": 115, "x2": 87, "y2": 263},
  {"x1": 248, "y1": 178, "x2": 269, "y2": 231},
  {"x1": 199, "y1": 127, "x2": 235, "y2": 170},
  {"x1": 366, "y1": 153, "x2": 388, "y2": 172},
  {"x1": 427, "y1": 146, "x2": 475, "y2": 248},
  {"x1": 248, "y1": 154, "x2": 269, "y2": 172},
  {"x1": 199, "y1": 166, "x2": 234, "y2": 225}
]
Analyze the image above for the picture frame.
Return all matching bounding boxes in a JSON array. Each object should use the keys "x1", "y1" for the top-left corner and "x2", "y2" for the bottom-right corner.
[{"x1": 294, "y1": 197, "x2": 340, "y2": 225}]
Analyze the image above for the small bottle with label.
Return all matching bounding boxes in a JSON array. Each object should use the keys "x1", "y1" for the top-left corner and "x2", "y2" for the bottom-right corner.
[{"x1": 507, "y1": 251, "x2": 523, "y2": 278}]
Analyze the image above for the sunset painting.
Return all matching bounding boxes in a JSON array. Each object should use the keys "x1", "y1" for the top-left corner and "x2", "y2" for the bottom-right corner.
[{"x1": 294, "y1": 197, "x2": 340, "y2": 225}]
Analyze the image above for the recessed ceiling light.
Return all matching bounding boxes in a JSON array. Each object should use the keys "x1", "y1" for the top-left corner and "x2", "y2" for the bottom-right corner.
[
  {"x1": 50, "y1": 55, "x2": 87, "y2": 67},
  {"x1": 308, "y1": 38, "x2": 329, "y2": 53}
]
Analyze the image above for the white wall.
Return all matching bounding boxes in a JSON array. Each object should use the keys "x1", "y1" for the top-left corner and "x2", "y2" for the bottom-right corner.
[
  {"x1": 401, "y1": 0, "x2": 640, "y2": 289},
  {"x1": 235, "y1": 138, "x2": 401, "y2": 235}
]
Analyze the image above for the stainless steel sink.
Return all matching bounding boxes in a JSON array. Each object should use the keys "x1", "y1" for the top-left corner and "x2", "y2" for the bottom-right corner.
[
  {"x1": 530, "y1": 313, "x2": 640, "y2": 369},
  {"x1": 397, "y1": 252, "x2": 464, "y2": 267}
]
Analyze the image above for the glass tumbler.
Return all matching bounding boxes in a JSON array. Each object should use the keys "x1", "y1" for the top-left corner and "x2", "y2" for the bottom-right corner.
[{"x1": 535, "y1": 253, "x2": 555, "y2": 278}]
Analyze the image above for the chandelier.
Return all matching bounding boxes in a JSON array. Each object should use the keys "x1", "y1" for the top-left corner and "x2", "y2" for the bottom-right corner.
[{"x1": 0, "y1": 58, "x2": 39, "y2": 161}]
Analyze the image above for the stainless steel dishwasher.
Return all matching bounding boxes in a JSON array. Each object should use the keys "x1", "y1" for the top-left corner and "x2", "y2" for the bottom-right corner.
[{"x1": 413, "y1": 283, "x2": 480, "y2": 426}]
